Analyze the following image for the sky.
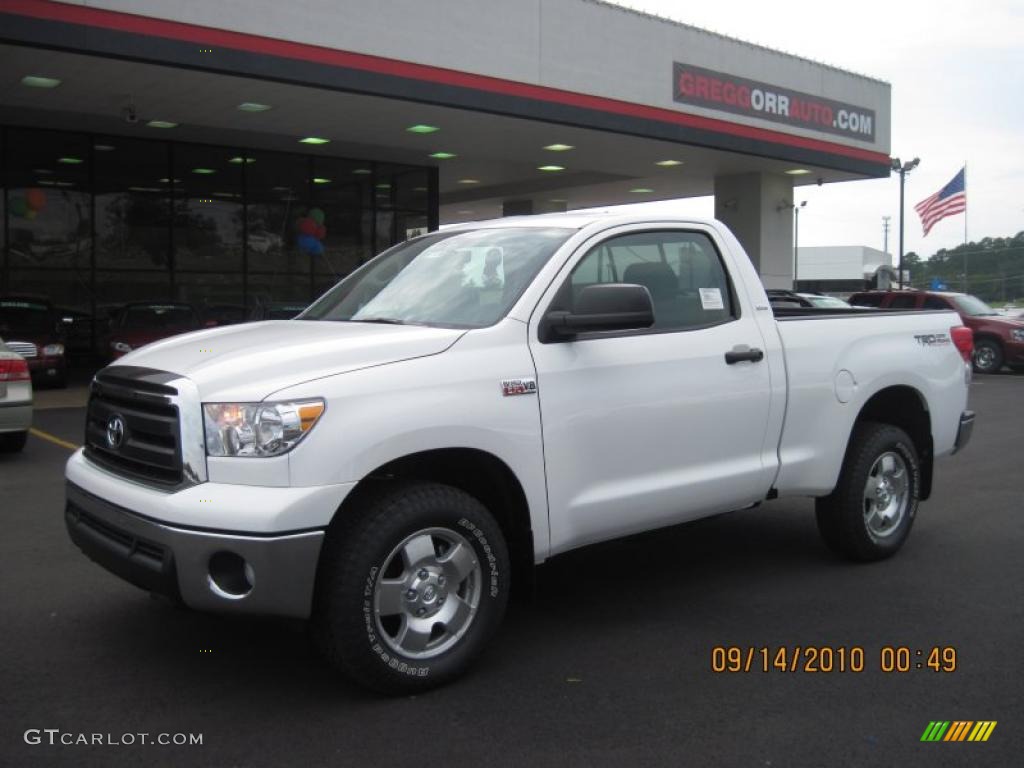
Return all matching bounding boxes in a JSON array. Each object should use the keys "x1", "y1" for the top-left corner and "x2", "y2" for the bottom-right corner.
[{"x1": 599, "y1": 0, "x2": 1024, "y2": 259}]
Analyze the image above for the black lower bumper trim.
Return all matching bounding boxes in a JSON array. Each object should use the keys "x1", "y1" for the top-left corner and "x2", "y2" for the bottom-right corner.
[{"x1": 65, "y1": 483, "x2": 180, "y2": 600}]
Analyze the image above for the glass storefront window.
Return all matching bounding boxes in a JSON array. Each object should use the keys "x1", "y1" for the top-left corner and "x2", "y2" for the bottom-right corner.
[
  {"x1": 94, "y1": 136, "x2": 172, "y2": 271},
  {"x1": 173, "y1": 144, "x2": 243, "y2": 273},
  {"x1": 2, "y1": 126, "x2": 436, "y2": 354},
  {"x1": 5, "y1": 129, "x2": 92, "y2": 271},
  {"x1": 245, "y1": 150, "x2": 311, "y2": 278}
]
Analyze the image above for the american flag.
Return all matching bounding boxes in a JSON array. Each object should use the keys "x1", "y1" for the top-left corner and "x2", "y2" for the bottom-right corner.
[{"x1": 914, "y1": 167, "x2": 966, "y2": 236}]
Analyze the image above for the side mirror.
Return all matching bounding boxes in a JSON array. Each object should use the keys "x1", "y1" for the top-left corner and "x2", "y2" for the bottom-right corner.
[{"x1": 544, "y1": 283, "x2": 654, "y2": 340}]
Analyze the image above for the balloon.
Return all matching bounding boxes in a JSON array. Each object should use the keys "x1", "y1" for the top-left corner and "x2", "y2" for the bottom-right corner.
[
  {"x1": 315, "y1": 224, "x2": 326, "y2": 240},
  {"x1": 309, "y1": 208, "x2": 325, "y2": 225},
  {"x1": 297, "y1": 217, "x2": 317, "y2": 236},
  {"x1": 297, "y1": 233, "x2": 319, "y2": 254},
  {"x1": 310, "y1": 239, "x2": 324, "y2": 256},
  {"x1": 9, "y1": 196, "x2": 28, "y2": 218},
  {"x1": 25, "y1": 209, "x2": 37, "y2": 220},
  {"x1": 26, "y1": 188, "x2": 47, "y2": 211}
]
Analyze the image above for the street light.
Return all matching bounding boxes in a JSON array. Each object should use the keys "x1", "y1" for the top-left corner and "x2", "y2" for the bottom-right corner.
[
  {"x1": 891, "y1": 156, "x2": 920, "y2": 288},
  {"x1": 793, "y1": 200, "x2": 807, "y2": 288}
]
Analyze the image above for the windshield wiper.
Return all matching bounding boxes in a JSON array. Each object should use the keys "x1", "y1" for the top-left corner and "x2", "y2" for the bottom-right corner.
[{"x1": 349, "y1": 317, "x2": 407, "y2": 325}]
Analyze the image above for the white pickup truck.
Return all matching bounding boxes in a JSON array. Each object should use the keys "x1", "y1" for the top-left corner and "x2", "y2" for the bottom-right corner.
[{"x1": 65, "y1": 213, "x2": 975, "y2": 693}]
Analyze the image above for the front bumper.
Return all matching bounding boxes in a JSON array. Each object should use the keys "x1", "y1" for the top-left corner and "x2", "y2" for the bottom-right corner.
[
  {"x1": 65, "y1": 481, "x2": 325, "y2": 618},
  {"x1": 952, "y1": 410, "x2": 975, "y2": 455}
]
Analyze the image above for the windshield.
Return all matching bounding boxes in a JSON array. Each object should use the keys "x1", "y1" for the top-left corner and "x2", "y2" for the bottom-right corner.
[
  {"x1": 120, "y1": 305, "x2": 198, "y2": 330},
  {"x1": 301, "y1": 227, "x2": 573, "y2": 328},
  {"x1": 951, "y1": 295, "x2": 998, "y2": 316},
  {"x1": 0, "y1": 300, "x2": 54, "y2": 335}
]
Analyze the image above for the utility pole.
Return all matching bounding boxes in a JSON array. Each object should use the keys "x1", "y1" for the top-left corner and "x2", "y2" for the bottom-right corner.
[
  {"x1": 891, "y1": 157, "x2": 920, "y2": 289},
  {"x1": 882, "y1": 216, "x2": 891, "y2": 257},
  {"x1": 793, "y1": 201, "x2": 807, "y2": 288}
]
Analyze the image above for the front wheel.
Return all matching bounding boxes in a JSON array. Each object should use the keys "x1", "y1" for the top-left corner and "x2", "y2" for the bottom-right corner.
[
  {"x1": 816, "y1": 422, "x2": 920, "y2": 561},
  {"x1": 313, "y1": 482, "x2": 509, "y2": 694},
  {"x1": 0, "y1": 431, "x2": 28, "y2": 453},
  {"x1": 972, "y1": 339, "x2": 1003, "y2": 374}
]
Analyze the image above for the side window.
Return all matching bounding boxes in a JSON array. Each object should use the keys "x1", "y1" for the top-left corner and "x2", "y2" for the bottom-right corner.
[
  {"x1": 566, "y1": 230, "x2": 735, "y2": 332},
  {"x1": 923, "y1": 295, "x2": 951, "y2": 310},
  {"x1": 887, "y1": 294, "x2": 918, "y2": 309},
  {"x1": 850, "y1": 293, "x2": 882, "y2": 307}
]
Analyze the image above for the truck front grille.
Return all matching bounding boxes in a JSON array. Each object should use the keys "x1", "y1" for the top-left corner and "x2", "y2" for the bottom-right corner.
[
  {"x1": 84, "y1": 370, "x2": 184, "y2": 488},
  {"x1": 6, "y1": 341, "x2": 37, "y2": 358}
]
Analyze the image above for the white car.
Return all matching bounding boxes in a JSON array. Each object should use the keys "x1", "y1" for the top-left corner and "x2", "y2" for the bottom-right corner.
[
  {"x1": 64, "y1": 213, "x2": 974, "y2": 693},
  {"x1": 0, "y1": 338, "x2": 33, "y2": 452}
]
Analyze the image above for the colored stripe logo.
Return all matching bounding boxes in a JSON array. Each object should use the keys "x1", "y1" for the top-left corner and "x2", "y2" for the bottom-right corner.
[{"x1": 921, "y1": 721, "x2": 997, "y2": 742}]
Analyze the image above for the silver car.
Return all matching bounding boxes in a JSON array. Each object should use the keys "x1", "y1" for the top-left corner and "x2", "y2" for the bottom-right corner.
[{"x1": 0, "y1": 338, "x2": 33, "y2": 452}]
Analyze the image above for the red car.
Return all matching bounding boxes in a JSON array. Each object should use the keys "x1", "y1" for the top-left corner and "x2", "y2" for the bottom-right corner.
[
  {"x1": 107, "y1": 302, "x2": 201, "y2": 361},
  {"x1": 849, "y1": 289, "x2": 1024, "y2": 374},
  {"x1": 0, "y1": 296, "x2": 68, "y2": 387}
]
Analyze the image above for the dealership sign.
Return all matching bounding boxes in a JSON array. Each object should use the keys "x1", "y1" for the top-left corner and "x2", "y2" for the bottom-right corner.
[{"x1": 673, "y1": 62, "x2": 876, "y2": 142}]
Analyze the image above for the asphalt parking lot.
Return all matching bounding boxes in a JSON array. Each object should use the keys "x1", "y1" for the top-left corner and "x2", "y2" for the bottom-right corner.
[{"x1": 1, "y1": 375, "x2": 1021, "y2": 768}]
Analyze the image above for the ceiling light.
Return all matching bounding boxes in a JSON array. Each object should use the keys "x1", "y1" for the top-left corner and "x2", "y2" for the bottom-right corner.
[
  {"x1": 158, "y1": 178, "x2": 182, "y2": 184},
  {"x1": 352, "y1": 168, "x2": 372, "y2": 175},
  {"x1": 127, "y1": 186, "x2": 161, "y2": 192},
  {"x1": 94, "y1": 144, "x2": 116, "y2": 152},
  {"x1": 549, "y1": 198, "x2": 567, "y2": 203},
  {"x1": 313, "y1": 177, "x2": 331, "y2": 184},
  {"x1": 376, "y1": 183, "x2": 392, "y2": 190},
  {"x1": 630, "y1": 188, "x2": 654, "y2": 193},
  {"x1": 785, "y1": 168, "x2": 812, "y2": 175},
  {"x1": 538, "y1": 165, "x2": 564, "y2": 172},
  {"x1": 21, "y1": 75, "x2": 61, "y2": 88},
  {"x1": 655, "y1": 160, "x2": 683, "y2": 167},
  {"x1": 36, "y1": 180, "x2": 55, "y2": 186},
  {"x1": 237, "y1": 102, "x2": 272, "y2": 112},
  {"x1": 429, "y1": 152, "x2": 456, "y2": 159},
  {"x1": 33, "y1": 168, "x2": 53, "y2": 175},
  {"x1": 229, "y1": 156, "x2": 256, "y2": 164},
  {"x1": 272, "y1": 186, "x2": 291, "y2": 191},
  {"x1": 58, "y1": 157, "x2": 83, "y2": 164},
  {"x1": 146, "y1": 120, "x2": 178, "y2": 129},
  {"x1": 457, "y1": 179, "x2": 479, "y2": 185},
  {"x1": 53, "y1": 181, "x2": 75, "y2": 187},
  {"x1": 192, "y1": 168, "x2": 215, "y2": 175},
  {"x1": 299, "y1": 137, "x2": 330, "y2": 145},
  {"x1": 413, "y1": 187, "x2": 428, "y2": 192},
  {"x1": 543, "y1": 144, "x2": 574, "y2": 152},
  {"x1": 407, "y1": 124, "x2": 440, "y2": 134}
]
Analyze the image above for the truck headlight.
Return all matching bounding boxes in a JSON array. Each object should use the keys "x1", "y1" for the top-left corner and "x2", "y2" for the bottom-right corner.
[
  {"x1": 111, "y1": 341, "x2": 133, "y2": 353},
  {"x1": 1011, "y1": 329, "x2": 1024, "y2": 342},
  {"x1": 203, "y1": 400, "x2": 325, "y2": 457},
  {"x1": 43, "y1": 343, "x2": 65, "y2": 356}
]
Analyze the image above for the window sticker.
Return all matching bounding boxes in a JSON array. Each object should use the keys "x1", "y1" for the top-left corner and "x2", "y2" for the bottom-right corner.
[{"x1": 699, "y1": 288, "x2": 724, "y2": 310}]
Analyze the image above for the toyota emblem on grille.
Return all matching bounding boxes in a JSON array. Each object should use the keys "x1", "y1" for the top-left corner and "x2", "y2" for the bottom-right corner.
[{"x1": 106, "y1": 415, "x2": 126, "y2": 450}]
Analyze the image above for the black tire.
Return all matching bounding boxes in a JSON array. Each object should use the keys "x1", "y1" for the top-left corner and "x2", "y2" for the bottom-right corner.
[
  {"x1": 972, "y1": 338, "x2": 1003, "y2": 374},
  {"x1": 1009, "y1": 364, "x2": 1024, "y2": 374},
  {"x1": 815, "y1": 422, "x2": 920, "y2": 561},
  {"x1": 0, "y1": 431, "x2": 28, "y2": 453},
  {"x1": 312, "y1": 482, "x2": 510, "y2": 694}
]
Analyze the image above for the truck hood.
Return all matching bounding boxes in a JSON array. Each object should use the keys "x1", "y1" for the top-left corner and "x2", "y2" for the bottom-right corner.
[{"x1": 111, "y1": 320, "x2": 464, "y2": 401}]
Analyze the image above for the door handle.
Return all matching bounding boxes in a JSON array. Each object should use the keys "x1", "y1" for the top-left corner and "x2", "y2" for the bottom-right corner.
[{"x1": 724, "y1": 345, "x2": 764, "y2": 364}]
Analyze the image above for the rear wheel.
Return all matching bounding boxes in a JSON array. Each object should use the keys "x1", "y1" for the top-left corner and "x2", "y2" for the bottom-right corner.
[
  {"x1": 816, "y1": 422, "x2": 920, "y2": 561},
  {"x1": 312, "y1": 482, "x2": 509, "y2": 694},
  {"x1": 972, "y1": 339, "x2": 1003, "y2": 374},
  {"x1": 0, "y1": 431, "x2": 28, "y2": 453}
]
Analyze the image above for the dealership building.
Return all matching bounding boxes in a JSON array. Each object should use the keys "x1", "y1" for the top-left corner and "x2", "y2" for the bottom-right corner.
[{"x1": 0, "y1": 0, "x2": 891, "y2": 328}]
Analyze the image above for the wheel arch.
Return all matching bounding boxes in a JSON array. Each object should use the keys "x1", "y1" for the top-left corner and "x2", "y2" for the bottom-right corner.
[
  {"x1": 331, "y1": 448, "x2": 535, "y2": 596},
  {"x1": 852, "y1": 385, "x2": 933, "y2": 499}
]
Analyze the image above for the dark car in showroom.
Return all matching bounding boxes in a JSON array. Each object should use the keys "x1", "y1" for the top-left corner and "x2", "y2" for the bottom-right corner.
[
  {"x1": 0, "y1": 296, "x2": 68, "y2": 387},
  {"x1": 849, "y1": 289, "x2": 1024, "y2": 374},
  {"x1": 106, "y1": 302, "x2": 201, "y2": 361}
]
